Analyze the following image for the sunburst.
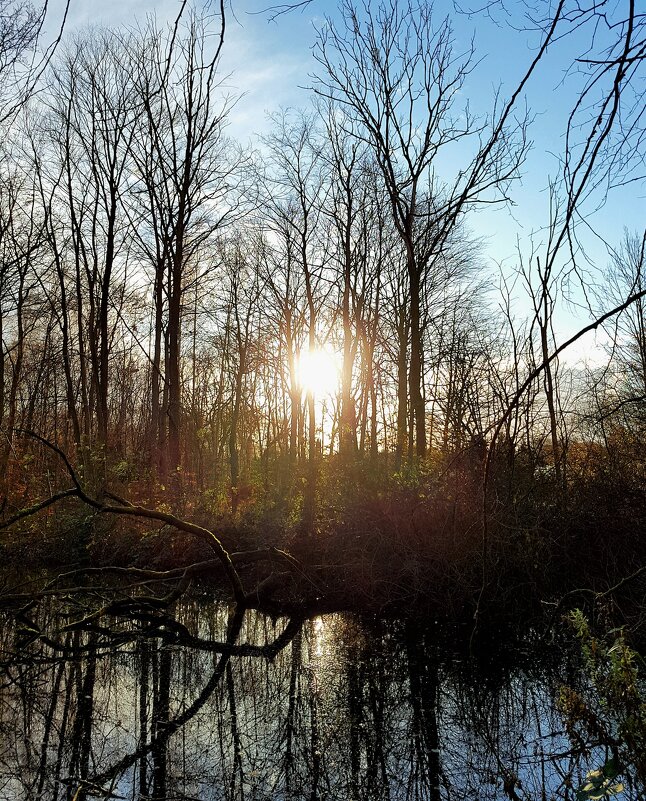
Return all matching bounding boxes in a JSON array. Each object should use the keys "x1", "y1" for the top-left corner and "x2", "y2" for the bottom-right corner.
[{"x1": 295, "y1": 346, "x2": 341, "y2": 398}]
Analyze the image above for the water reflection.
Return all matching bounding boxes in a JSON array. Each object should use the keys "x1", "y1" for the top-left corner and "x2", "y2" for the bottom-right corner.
[{"x1": 0, "y1": 595, "x2": 630, "y2": 800}]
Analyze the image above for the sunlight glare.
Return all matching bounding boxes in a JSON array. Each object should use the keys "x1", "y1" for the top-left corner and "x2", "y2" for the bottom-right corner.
[{"x1": 296, "y1": 346, "x2": 341, "y2": 398}]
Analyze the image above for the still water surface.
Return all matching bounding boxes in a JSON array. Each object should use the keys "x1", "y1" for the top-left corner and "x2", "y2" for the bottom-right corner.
[{"x1": 0, "y1": 595, "x2": 619, "y2": 800}]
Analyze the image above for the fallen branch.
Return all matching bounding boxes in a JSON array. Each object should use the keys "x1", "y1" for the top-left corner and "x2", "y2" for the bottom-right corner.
[{"x1": 7, "y1": 430, "x2": 247, "y2": 603}]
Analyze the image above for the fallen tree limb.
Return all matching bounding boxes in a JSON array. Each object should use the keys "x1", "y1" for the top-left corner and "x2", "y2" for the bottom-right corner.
[{"x1": 6, "y1": 430, "x2": 247, "y2": 603}]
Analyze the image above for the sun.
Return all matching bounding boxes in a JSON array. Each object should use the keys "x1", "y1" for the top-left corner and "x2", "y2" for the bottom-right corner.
[{"x1": 296, "y1": 346, "x2": 341, "y2": 398}]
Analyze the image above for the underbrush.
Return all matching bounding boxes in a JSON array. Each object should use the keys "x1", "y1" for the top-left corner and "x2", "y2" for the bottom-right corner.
[{"x1": 1, "y1": 448, "x2": 644, "y2": 628}]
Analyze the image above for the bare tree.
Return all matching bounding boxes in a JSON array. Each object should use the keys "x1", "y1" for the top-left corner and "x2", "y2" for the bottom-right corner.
[
  {"x1": 319, "y1": 105, "x2": 363, "y2": 458},
  {"x1": 258, "y1": 203, "x2": 307, "y2": 466},
  {"x1": 596, "y1": 230, "x2": 646, "y2": 431},
  {"x1": 219, "y1": 236, "x2": 262, "y2": 512},
  {"x1": 0, "y1": 0, "x2": 68, "y2": 122},
  {"x1": 43, "y1": 32, "x2": 138, "y2": 463},
  {"x1": 129, "y1": 11, "x2": 246, "y2": 483},
  {"x1": 313, "y1": 0, "x2": 533, "y2": 457},
  {"x1": 0, "y1": 162, "x2": 45, "y2": 492},
  {"x1": 261, "y1": 111, "x2": 329, "y2": 461},
  {"x1": 260, "y1": 111, "x2": 330, "y2": 532}
]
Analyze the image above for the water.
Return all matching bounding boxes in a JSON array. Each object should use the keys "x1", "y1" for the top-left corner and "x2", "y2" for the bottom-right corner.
[{"x1": 0, "y1": 589, "x2": 629, "y2": 800}]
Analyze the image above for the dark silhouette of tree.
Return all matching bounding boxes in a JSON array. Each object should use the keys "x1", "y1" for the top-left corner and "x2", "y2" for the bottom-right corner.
[
  {"x1": 313, "y1": 0, "x2": 533, "y2": 457},
  {"x1": 0, "y1": 0, "x2": 68, "y2": 122},
  {"x1": 129, "y1": 11, "x2": 245, "y2": 484}
]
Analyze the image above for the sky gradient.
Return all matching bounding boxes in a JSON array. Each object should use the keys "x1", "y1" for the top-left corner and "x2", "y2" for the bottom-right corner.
[{"x1": 44, "y1": 0, "x2": 645, "y2": 362}]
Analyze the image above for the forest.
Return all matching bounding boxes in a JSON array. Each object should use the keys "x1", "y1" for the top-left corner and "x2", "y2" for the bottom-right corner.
[
  {"x1": 0, "y1": 1, "x2": 645, "y2": 799},
  {"x1": 0, "y1": 0, "x2": 643, "y2": 619}
]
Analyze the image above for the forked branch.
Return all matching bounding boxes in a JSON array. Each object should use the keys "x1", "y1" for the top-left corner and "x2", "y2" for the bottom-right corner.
[{"x1": 4, "y1": 430, "x2": 246, "y2": 603}]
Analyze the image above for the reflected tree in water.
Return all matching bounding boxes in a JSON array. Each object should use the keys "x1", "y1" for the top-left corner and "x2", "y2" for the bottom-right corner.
[{"x1": 1, "y1": 595, "x2": 644, "y2": 800}]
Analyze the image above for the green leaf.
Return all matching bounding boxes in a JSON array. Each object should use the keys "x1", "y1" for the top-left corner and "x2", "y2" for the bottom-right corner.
[{"x1": 575, "y1": 765, "x2": 625, "y2": 801}]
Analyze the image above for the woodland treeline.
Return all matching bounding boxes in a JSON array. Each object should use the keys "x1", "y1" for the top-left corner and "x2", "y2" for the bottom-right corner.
[{"x1": 0, "y1": 0, "x2": 644, "y2": 593}]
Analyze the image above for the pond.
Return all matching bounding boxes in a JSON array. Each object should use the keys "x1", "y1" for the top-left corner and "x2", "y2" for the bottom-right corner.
[{"x1": 0, "y1": 585, "x2": 632, "y2": 800}]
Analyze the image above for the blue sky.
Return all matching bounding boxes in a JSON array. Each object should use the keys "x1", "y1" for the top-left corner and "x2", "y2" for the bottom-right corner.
[
  {"x1": 45, "y1": 0, "x2": 644, "y2": 362},
  {"x1": 47, "y1": 0, "x2": 643, "y2": 250}
]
